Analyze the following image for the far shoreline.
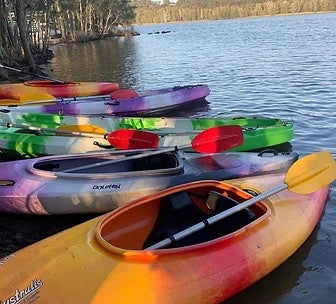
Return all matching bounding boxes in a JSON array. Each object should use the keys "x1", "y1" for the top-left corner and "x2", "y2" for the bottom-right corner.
[{"x1": 133, "y1": 10, "x2": 336, "y2": 26}]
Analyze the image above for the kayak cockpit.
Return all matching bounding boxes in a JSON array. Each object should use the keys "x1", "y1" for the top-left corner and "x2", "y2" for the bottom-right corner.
[
  {"x1": 29, "y1": 151, "x2": 184, "y2": 177},
  {"x1": 96, "y1": 181, "x2": 268, "y2": 252}
]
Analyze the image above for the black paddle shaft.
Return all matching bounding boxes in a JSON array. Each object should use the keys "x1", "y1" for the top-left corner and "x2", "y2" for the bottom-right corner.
[{"x1": 0, "y1": 64, "x2": 64, "y2": 83}]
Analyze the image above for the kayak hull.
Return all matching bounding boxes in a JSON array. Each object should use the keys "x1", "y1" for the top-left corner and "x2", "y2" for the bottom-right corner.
[
  {"x1": 0, "y1": 81, "x2": 119, "y2": 99},
  {"x1": 0, "y1": 85, "x2": 210, "y2": 116},
  {"x1": 0, "y1": 150, "x2": 298, "y2": 214},
  {"x1": 0, "y1": 115, "x2": 294, "y2": 157},
  {"x1": 0, "y1": 175, "x2": 329, "y2": 303},
  {"x1": 0, "y1": 129, "x2": 106, "y2": 157}
]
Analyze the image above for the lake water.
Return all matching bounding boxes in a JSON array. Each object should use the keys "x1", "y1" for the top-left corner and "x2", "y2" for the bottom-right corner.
[{"x1": 3, "y1": 12, "x2": 336, "y2": 303}]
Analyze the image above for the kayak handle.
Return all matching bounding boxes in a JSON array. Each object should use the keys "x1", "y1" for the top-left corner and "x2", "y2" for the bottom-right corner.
[
  {"x1": 257, "y1": 149, "x2": 279, "y2": 157},
  {"x1": 104, "y1": 100, "x2": 120, "y2": 106}
]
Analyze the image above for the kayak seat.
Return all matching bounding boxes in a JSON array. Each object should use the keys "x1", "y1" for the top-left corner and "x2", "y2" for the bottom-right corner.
[
  {"x1": 204, "y1": 191, "x2": 257, "y2": 240},
  {"x1": 143, "y1": 191, "x2": 210, "y2": 249},
  {"x1": 34, "y1": 162, "x2": 60, "y2": 171},
  {"x1": 143, "y1": 190, "x2": 257, "y2": 249},
  {"x1": 133, "y1": 154, "x2": 179, "y2": 171}
]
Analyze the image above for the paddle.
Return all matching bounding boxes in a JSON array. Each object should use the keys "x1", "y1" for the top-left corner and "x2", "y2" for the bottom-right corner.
[
  {"x1": 59, "y1": 125, "x2": 200, "y2": 137},
  {"x1": 61, "y1": 125, "x2": 244, "y2": 173},
  {"x1": 146, "y1": 151, "x2": 336, "y2": 250},
  {"x1": 1, "y1": 122, "x2": 159, "y2": 148},
  {"x1": 0, "y1": 63, "x2": 64, "y2": 83}
]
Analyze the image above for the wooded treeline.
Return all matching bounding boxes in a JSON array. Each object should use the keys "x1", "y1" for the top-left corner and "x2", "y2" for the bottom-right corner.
[
  {"x1": 134, "y1": 0, "x2": 336, "y2": 24},
  {"x1": 0, "y1": 0, "x2": 135, "y2": 76},
  {"x1": 1, "y1": 0, "x2": 335, "y2": 78}
]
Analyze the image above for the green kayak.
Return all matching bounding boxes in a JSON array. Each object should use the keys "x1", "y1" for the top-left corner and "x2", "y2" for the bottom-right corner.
[{"x1": 0, "y1": 111, "x2": 294, "y2": 157}]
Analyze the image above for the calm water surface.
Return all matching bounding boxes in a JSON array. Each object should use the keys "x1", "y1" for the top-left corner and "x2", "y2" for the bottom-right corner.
[{"x1": 4, "y1": 12, "x2": 336, "y2": 303}]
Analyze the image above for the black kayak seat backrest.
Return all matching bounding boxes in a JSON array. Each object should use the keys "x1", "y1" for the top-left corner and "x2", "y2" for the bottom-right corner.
[
  {"x1": 143, "y1": 190, "x2": 257, "y2": 249},
  {"x1": 34, "y1": 162, "x2": 61, "y2": 171},
  {"x1": 143, "y1": 191, "x2": 209, "y2": 248},
  {"x1": 133, "y1": 153, "x2": 179, "y2": 171},
  {"x1": 205, "y1": 191, "x2": 256, "y2": 240}
]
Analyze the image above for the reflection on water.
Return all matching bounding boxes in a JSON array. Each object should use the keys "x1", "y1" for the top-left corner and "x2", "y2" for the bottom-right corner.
[
  {"x1": 154, "y1": 98, "x2": 210, "y2": 117},
  {"x1": 47, "y1": 38, "x2": 140, "y2": 88}
]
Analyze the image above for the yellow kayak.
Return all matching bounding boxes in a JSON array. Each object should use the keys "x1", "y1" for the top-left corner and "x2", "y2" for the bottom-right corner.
[
  {"x1": 0, "y1": 81, "x2": 119, "y2": 105},
  {"x1": 0, "y1": 173, "x2": 330, "y2": 303}
]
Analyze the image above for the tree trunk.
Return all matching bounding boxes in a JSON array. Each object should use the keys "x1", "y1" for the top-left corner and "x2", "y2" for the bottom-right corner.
[
  {"x1": 0, "y1": 0, "x2": 16, "y2": 49},
  {"x1": 42, "y1": 1, "x2": 51, "y2": 58},
  {"x1": 7, "y1": 5, "x2": 19, "y2": 49},
  {"x1": 84, "y1": 0, "x2": 89, "y2": 33},
  {"x1": 88, "y1": 4, "x2": 92, "y2": 32},
  {"x1": 55, "y1": 0, "x2": 66, "y2": 38},
  {"x1": 105, "y1": 16, "x2": 119, "y2": 35},
  {"x1": 15, "y1": 0, "x2": 36, "y2": 71},
  {"x1": 101, "y1": 10, "x2": 112, "y2": 39},
  {"x1": 71, "y1": 11, "x2": 76, "y2": 40},
  {"x1": 79, "y1": 0, "x2": 84, "y2": 32}
]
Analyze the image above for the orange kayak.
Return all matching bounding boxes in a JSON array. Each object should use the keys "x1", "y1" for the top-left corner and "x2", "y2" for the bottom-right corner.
[
  {"x1": 0, "y1": 174, "x2": 329, "y2": 303},
  {"x1": 0, "y1": 80, "x2": 119, "y2": 102}
]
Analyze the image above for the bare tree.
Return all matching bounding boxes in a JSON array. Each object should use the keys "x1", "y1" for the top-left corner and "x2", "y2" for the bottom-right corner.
[{"x1": 15, "y1": 0, "x2": 36, "y2": 71}]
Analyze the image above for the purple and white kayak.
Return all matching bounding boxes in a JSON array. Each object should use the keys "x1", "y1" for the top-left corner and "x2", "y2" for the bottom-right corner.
[
  {"x1": 0, "y1": 149, "x2": 298, "y2": 214},
  {"x1": 0, "y1": 85, "x2": 209, "y2": 116}
]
